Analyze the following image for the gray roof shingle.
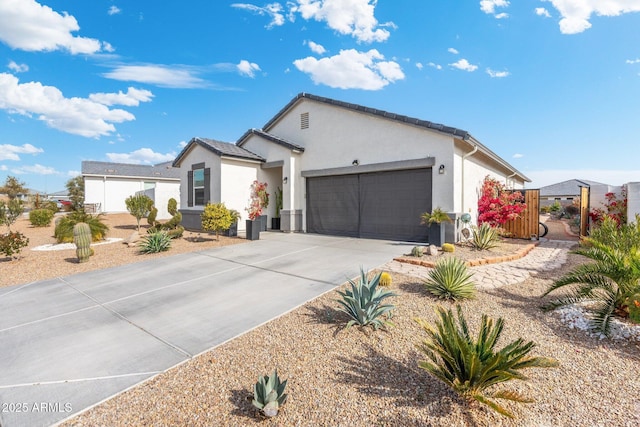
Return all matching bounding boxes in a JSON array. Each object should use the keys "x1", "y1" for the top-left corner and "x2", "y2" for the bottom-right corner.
[
  {"x1": 236, "y1": 129, "x2": 305, "y2": 152},
  {"x1": 82, "y1": 161, "x2": 181, "y2": 179},
  {"x1": 173, "y1": 137, "x2": 264, "y2": 167},
  {"x1": 540, "y1": 179, "x2": 608, "y2": 197}
]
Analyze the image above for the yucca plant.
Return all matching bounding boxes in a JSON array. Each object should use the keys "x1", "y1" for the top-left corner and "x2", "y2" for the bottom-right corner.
[
  {"x1": 336, "y1": 267, "x2": 397, "y2": 329},
  {"x1": 252, "y1": 369, "x2": 288, "y2": 417},
  {"x1": 416, "y1": 305, "x2": 559, "y2": 418},
  {"x1": 424, "y1": 257, "x2": 476, "y2": 300},
  {"x1": 541, "y1": 217, "x2": 640, "y2": 336},
  {"x1": 470, "y1": 223, "x2": 500, "y2": 250},
  {"x1": 138, "y1": 231, "x2": 172, "y2": 254}
]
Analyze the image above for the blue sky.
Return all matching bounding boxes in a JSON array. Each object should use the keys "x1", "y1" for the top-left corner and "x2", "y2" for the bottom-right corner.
[{"x1": 1, "y1": 0, "x2": 639, "y2": 193}]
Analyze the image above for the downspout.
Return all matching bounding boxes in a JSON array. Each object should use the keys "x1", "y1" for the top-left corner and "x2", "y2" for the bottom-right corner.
[
  {"x1": 461, "y1": 144, "x2": 478, "y2": 213},
  {"x1": 506, "y1": 171, "x2": 517, "y2": 189}
]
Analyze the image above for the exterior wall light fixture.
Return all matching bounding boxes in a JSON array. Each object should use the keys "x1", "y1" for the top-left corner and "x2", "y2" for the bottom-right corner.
[
  {"x1": 439, "y1": 164, "x2": 445, "y2": 174},
  {"x1": 352, "y1": 159, "x2": 359, "y2": 166}
]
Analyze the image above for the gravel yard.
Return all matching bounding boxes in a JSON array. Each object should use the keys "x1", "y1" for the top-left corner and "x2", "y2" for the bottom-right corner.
[{"x1": 3, "y1": 215, "x2": 639, "y2": 426}]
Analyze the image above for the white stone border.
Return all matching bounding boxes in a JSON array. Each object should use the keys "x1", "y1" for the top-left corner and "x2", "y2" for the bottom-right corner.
[{"x1": 32, "y1": 238, "x2": 123, "y2": 252}]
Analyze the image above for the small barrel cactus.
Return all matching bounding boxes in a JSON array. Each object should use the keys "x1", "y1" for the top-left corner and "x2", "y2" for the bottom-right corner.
[
  {"x1": 379, "y1": 271, "x2": 392, "y2": 287},
  {"x1": 74, "y1": 222, "x2": 92, "y2": 263},
  {"x1": 411, "y1": 246, "x2": 425, "y2": 257},
  {"x1": 442, "y1": 243, "x2": 455, "y2": 253}
]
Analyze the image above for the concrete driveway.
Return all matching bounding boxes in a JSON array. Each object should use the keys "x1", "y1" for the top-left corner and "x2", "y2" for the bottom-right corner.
[{"x1": 0, "y1": 232, "x2": 411, "y2": 427}]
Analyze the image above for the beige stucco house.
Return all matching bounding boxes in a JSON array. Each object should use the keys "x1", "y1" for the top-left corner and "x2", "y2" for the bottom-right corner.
[{"x1": 173, "y1": 93, "x2": 529, "y2": 242}]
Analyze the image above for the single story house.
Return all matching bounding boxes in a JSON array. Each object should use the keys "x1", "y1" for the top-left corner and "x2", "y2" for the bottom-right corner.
[
  {"x1": 173, "y1": 93, "x2": 529, "y2": 242},
  {"x1": 82, "y1": 161, "x2": 180, "y2": 219},
  {"x1": 539, "y1": 179, "x2": 607, "y2": 206}
]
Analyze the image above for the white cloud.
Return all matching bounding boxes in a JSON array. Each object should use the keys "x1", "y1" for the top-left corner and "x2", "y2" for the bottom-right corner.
[
  {"x1": 449, "y1": 59, "x2": 478, "y2": 72},
  {"x1": 89, "y1": 87, "x2": 154, "y2": 106},
  {"x1": 294, "y1": 0, "x2": 394, "y2": 43},
  {"x1": 11, "y1": 163, "x2": 57, "y2": 175},
  {"x1": 178, "y1": 140, "x2": 187, "y2": 148},
  {"x1": 626, "y1": 58, "x2": 640, "y2": 64},
  {"x1": 293, "y1": 48, "x2": 404, "y2": 90},
  {"x1": 0, "y1": 143, "x2": 43, "y2": 161},
  {"x1": 67, "y1": 170, "x2": 80, "y2": 177},
  {"x1": 0, "y1": 73, "x2": 137, "y2": 138},
  {"x1": 108, "y1": 6, "x2": 121, "y2": 16},
  {"x1": 237, "y1": 60, "x2": 261, "y2": 78},
  {"x1": 544, "y1": 0, "x2": 640, "y2": 34},
  {"x1": 106, "y1": 148, "x2": 176, "y2": 165},
  {"x1": 535, "y1": 7, "x2": 552, "y2": 18},
  {"x1": 0, "y1": 0, "x2": 110, "y2": 54},
  {"x1": 448, "y1": 47, "x2": 459, "y2": 54},
  {"x1": 308, "y1": 40, "x2": 326, "y2": 55},
  {"x1": 415, "y1": 62, "x2": 423, "y2": 70},
  {"x1": 8, "y1": 61, "x2": 29, "y2": 73},
  {"x1": 103, "y1": 64, "x2": 208, "y2": 88},
  {"x1": 487, "y1": 68, "x2": 510, "y2": 78},
  {"x1": 480, "y1": 0, "x2": 510, "y2": 17},
  {"x1": 231, "y1": 3, "x2": 287, "y2": 28},
  {"x1": 513, "y1": 153, "x2": 524, "y2": 159},
  {"x1": 0, "y1": 165, "x2": 7, "y2": 171},
  {"x1": 428, "y1": 62, "x2": 443, "y2": 70},
  {"x1": 495, "y1": 12, "x2": 509, "y2": 19}
]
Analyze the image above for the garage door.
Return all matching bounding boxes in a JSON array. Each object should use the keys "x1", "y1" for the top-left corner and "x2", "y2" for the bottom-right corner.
[{"x1": 306, "y1": 168, "x2": 432, "y2": 241}]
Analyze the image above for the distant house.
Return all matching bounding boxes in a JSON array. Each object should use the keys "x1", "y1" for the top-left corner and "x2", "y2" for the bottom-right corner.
[
  {"x1": 173, "y1": 93, "x2": 529, "y2": 242},
  {"x1": 82, "y1": 161, "x2": 180, "y2": 219},
  {"x1": 539, "y1": 179, "x2": 608, "y2": 206}
]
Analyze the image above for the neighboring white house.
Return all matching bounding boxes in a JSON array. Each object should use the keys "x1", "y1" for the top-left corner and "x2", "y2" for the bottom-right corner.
[
  {"x1": 173, "y1": 93, "x2": 529, "y2": 242},
  {"x1": 82, "y1": 161, "x2": 181, "y2": 219}
]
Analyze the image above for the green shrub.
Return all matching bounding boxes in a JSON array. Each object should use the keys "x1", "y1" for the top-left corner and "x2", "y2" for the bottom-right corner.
[
  {"x1": 416, "y1": 305, "x2": 559, "y2": 418},
  {"x1": 139, "y1": 231, "x2": 172, "y2": 254},
  {"x1": 470, "y1": 223, "x2": 500, "y2": 250},
  {"x1": 252, "y1": 369, "x2": 288, "y2": 418},
  {"x1": 336, "y1": 268, "x2": 397, "y2": 329},
  {"x1": 125, "y1": 194, "x2": 153, "y2": 231},
  {"x1": 542, "y1": 217, "x2": 640, "y2": 335},
  {"x1": 201, "y1": 202, "x2": 233, "y2": 240},
  {"x1": 54, "y1": 211, "x2": 109, "y2": 243},
  {"x1": 0, "y1": 231, "x2": 29, "y2": 258},
  {"x1": 29, "y1": 208, "x2": 55, "y2": 227},
  {"x1": 0, "y1": 199, "x2": 23, "y2": 230},
  {"x1": 549, "y1": 201, "x2": 562, "y2": 213},
  {"x1": 423, "y1": 257, "x2": 476, "y2": 300}
]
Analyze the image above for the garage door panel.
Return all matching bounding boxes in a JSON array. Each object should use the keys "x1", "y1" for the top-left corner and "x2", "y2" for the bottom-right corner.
[
  {"x1": 306, "y1": 175, "x2": 359, "y2": 237},
  {"x1": 359, "y1": 169, "x2": 431, "y2": 241},
  {"x1": 307, "y1": 168, "x2": 431, "y2": 241}
]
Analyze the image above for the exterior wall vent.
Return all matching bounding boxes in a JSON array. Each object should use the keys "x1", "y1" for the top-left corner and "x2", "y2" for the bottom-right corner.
[{"x1": 300, "y1": 112, "x2": 309, "y2": 129}]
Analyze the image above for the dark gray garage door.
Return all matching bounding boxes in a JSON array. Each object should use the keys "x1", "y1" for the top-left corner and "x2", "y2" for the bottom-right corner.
[{"x1": 306, "y1": 168, "x2": 432, "y2": 241}]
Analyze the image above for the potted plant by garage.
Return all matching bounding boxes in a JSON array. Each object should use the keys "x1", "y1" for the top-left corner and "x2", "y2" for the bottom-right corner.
[
  {"x1": 255, "y1": 181, "x2": 269, "y2": 231},
  {"x1": 271, "y1": 187, "x2": 282, "y2": 230},
  {"x1": 420, "y1": 207, "x2": 452, "y2": 247},
  {"x1": 224, "y1": 209, "x2": 241, "y2": 237},
  {"x1": 246, "y1": 180, "x2": 268, "y2": 240}
]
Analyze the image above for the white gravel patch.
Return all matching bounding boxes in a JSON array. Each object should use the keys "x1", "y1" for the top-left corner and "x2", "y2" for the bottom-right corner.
[
  {"x1": 32, "y1": 238, "x2": 123, "y2": 251},
  {"x1": 555, "y1": 305, "x2": 640, "y2": 341}
]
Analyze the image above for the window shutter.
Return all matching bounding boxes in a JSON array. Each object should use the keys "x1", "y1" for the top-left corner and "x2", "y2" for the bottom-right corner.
[
  {"x1": 187, "y1": 170, "x2": 193, "y2": 207},
  {"x1": 204, "y1": 167, "x2": 211, "y2": 204}
]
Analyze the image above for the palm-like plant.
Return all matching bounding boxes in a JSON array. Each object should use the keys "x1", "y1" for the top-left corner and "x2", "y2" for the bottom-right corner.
[
  {"x1": 541, "y1": 220, "x2": 640, "y2": 336},
  {"x1": 424, "y1": 257, "x2": 476, "y2": 300},
  {"x1": 54, "y1": 211, "x2": 109, "y2": 243},
  {"x1": 470, "y1": 223, "x2": 500, "y2": 250},
  {"x1": 336, "y1": 268, "x2": 397, "y2": 329},
  {"x1": 416, "y1": 305, "x2": 558, "y2": 418}
]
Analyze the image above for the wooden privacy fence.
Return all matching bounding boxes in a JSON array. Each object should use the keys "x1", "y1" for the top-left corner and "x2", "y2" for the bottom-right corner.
[{"x1": 502, "y1": 189, "x2": 540, "y2": 239}]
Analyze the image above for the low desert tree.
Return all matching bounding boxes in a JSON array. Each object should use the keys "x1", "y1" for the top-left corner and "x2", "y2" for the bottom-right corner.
[
  {"x1": 125, "y1": 194, "x2": 153, "y2": 231},
  {"x1": 0, "y1": 198, "x2": 24, "y2": 231},
  {"x1": 0, "y1": 176, "x2": 28, "y2": 200},
  {"x1": 66, "y1": 175, "x2": 85, "y2": 211},
  {"x1": 201, "y1": 202, "x2": 233, "y2": 240}
]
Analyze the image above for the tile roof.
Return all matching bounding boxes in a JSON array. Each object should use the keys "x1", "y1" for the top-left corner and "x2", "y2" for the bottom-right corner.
[
  {"x1": 539, "y1": 179, "x2": 609, "y2": 197},
  {"x1": 81, "y1": 161, "x2": 181, "y2": 179},
  {"x1": 236, "y1": 129, "x2": 305, "y2": 152},
  {"x1": 173, "y1": 137, "x2": 264, "y2": 167}
]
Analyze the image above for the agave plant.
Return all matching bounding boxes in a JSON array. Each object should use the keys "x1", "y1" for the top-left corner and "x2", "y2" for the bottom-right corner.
[
  {"x1": 541, "y1": 217, "x2": 640, "y2": 336},
  {"x1": 416, "y1": 306, "x2": 558, "y2": 418},
  {"x1": 470, "y1": 223, "x2": 500, "y2": 250},
  {"x1": 336, "y1": 268, "x2": 397, "y2": 329},
  {"x1": 138, "y1": 231, "x2": 172, "y2": 254},
  {"x1": 252, "y1": 369, "x2": 288, "y2": 417},
  {"x1": 424, "y1": 257, "x2": 476, "y2": 300}
]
